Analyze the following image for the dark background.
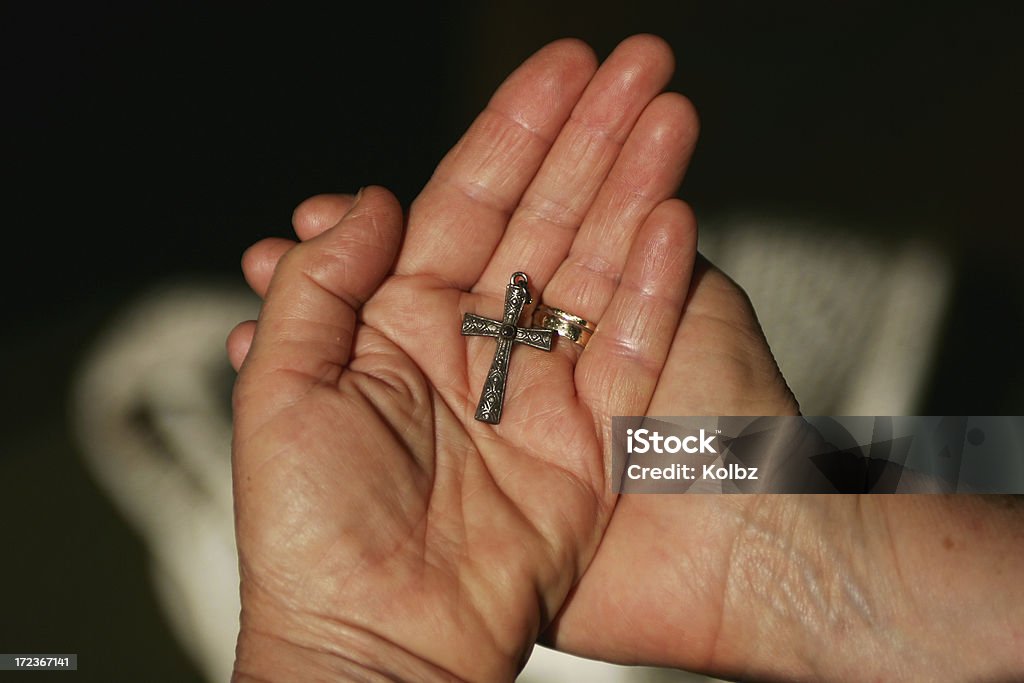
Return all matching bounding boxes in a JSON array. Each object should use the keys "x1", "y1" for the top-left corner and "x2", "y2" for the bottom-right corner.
[{"x1": 1, "y1": 2, "x2": 1021, "y2": 680}]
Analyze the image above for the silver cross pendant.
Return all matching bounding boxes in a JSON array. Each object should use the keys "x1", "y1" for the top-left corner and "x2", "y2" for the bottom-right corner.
[{"x1": 461, "y1": 272, "x2": 554, "y2": 424}]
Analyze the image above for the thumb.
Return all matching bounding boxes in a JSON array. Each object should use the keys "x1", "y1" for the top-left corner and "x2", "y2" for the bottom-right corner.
[{"x1": 235, "y1": 186, "x2": 403, "y2": 424}]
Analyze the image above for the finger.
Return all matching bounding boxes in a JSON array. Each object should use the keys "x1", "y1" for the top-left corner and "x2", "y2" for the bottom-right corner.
[
  {"x1": 292, "y1": 193, "x2": 357, "y2": 241},
  {"x1": 395, "y1": 38, "x2": 598, "y2": 288},
  {"x1": 227, "y1": 320, "x2": 257, "y2": 371},
  {"x1": 541, "y1": 91, "x2": 699, "y2": 322},
  {"x1": 476, "y1": 34, "x2": 676, "y2": 297},
  {"x1": 236, "y1": 186, "x2": 403, "y2": 423},
  {"x1": 575, "y1": 199, "x2": 697, "y2": 423},
  {"x1": 242, "y1": 237, "x2": 296, "y2": 298},
  {"x1": 242, "y1": 194, "x2": 358, "y2": 299}
]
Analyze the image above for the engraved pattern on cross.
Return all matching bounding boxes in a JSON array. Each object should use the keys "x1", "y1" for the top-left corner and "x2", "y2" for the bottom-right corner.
[{"x1": 461, "y1": 272, "x2": 554, "y2": 424}]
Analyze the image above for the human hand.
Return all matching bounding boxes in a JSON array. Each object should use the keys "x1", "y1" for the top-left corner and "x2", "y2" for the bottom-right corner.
[
  {"x1": 228, "y1": 35, "x2": 726, "y2": 681},
  {"x1": 227, "y1": 32, "x2": 806, "y2": 681},
  {"x1": 228, "y1": 33, "x2": 1023, "y2": 683}
]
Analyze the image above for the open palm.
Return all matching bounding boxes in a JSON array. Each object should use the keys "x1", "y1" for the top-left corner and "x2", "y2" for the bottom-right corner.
[{"x1": 229, "y1": 35, "x2": 797, "y2": 682}]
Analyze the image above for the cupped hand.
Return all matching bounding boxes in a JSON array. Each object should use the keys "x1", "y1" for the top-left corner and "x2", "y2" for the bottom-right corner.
[{"x1": 229, "y1": 35, "x2": 798, "y2": 682}]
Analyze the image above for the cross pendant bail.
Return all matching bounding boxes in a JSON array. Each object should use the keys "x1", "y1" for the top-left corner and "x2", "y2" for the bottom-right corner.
[{"x1": 461, "y1": 272, "x2": 555, "y2": 424}]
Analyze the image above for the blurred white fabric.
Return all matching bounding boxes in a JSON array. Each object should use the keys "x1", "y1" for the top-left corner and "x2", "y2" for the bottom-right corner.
[
  {"x1": 700, "y1": 215, "x2": 949, "y2": 415},
  {"x1": 71, "y1": 220, "x2": 950, "y2": 682},
  {"x1": 72, "y1": 282, "x2": 252, "y2": 683}
]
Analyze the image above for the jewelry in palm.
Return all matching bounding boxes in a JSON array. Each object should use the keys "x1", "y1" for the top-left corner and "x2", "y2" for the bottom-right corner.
[{"x1": 461, "y1": 272, "x2": 554, "y2": 424}]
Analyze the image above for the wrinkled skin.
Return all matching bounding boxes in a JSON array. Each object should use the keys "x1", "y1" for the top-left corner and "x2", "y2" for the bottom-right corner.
[{"x1": 228, "y1": 35, "x2": 1024, "y2": 683}]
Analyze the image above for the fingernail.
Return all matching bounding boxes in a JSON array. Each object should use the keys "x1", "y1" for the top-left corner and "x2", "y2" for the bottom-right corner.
[{"x1": 343, "y1": 187, "x2": 365, "y2": 218}]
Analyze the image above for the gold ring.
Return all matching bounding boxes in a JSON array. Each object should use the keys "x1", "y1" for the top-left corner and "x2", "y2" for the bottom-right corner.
[{"x1": 532, "y1": 304, "x2": 596, "y2": 349}]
